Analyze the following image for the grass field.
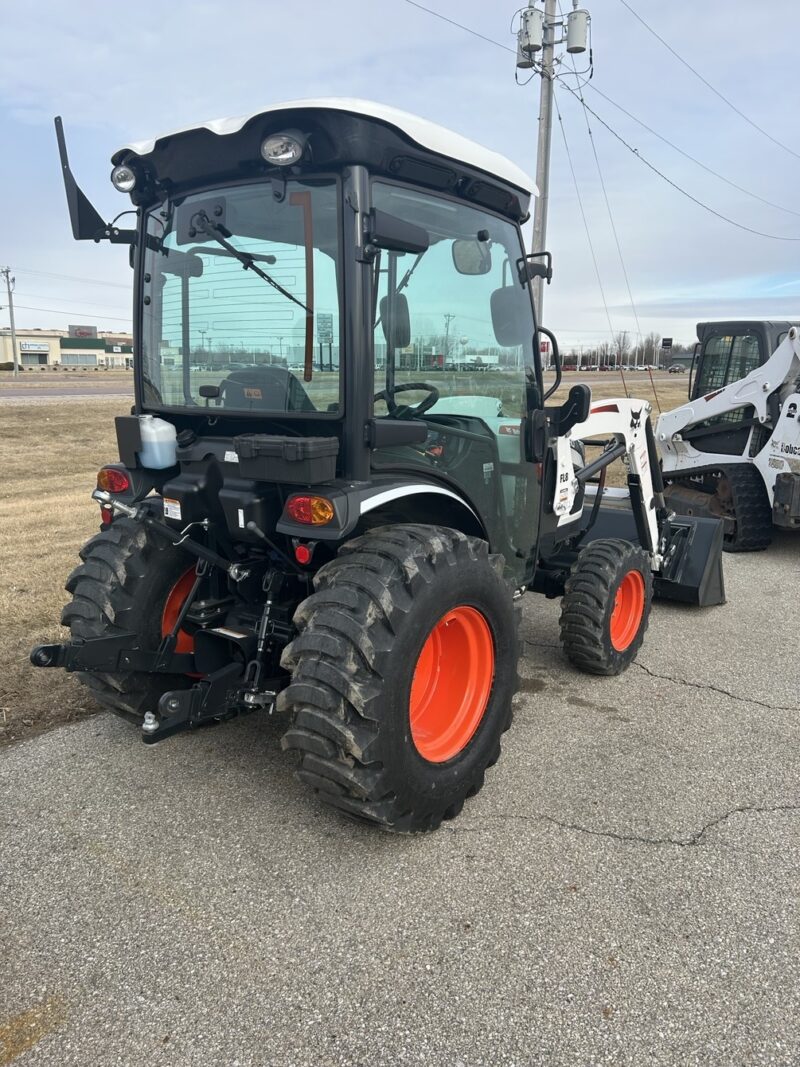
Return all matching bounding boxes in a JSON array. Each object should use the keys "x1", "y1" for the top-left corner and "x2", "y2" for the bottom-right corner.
[{"x1": 0, "y1": 373, "x2": 689, "y2": 744}]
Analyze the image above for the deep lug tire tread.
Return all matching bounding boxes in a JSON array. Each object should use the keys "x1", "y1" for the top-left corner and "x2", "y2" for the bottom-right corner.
[
  {"x1": 280, "y1": 525, "x2": 519, "y2": 833},
  {"x1": 61, "y1": 518, "x2": 193, "y2": 721},
  {"x1": 719, "y1": 465, "x2": 772, "y2": 552},
  {"x1": 559, "y1": 538, "x2": 653, "y2": 677}
]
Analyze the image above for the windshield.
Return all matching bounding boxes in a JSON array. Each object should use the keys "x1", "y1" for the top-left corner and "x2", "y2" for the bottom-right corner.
[{"x1": 141, "y1": 179, "x2": 341, "y2": 413}]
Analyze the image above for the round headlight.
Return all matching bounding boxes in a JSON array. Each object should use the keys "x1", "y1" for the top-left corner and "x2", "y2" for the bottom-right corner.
[
  {"x1": 260, "y1": 131, "x2": 305, "y2": 167},
  {"x1": 111, "y1": 164, "x2": 137, "y2": 193}
]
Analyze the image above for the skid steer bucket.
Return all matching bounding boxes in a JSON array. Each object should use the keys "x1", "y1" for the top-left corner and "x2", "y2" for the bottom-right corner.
[{"x1": 580, "y1": 502, "x2": 726, "y2": 608}]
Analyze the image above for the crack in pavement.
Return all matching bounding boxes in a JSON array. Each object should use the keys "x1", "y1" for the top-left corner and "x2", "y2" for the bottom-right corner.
[
  {"x1": 446, "y1": 803, "x2": 800, "y2": 846},
  {"x1": 631, "y1": 661, "x2": 800, "y2": 713},
  {"x1": 522, "y1": 639, "x2": 800, "y2": 714}
]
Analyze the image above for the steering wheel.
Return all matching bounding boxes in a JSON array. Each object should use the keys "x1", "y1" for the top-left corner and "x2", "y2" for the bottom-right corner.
[{"x1": 373, "y1": 381, "x2": 440, "y2": 419}]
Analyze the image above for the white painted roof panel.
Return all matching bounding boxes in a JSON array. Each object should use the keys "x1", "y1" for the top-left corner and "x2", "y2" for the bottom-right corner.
[{"x1": 116, "y1": 97, "x2": 535, "y2": 196}]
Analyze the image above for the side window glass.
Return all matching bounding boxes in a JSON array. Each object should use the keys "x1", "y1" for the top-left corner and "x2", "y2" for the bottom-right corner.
[
  {"x1": 727, "y1": 334, "x2": 760, "y2": 384},
  {"x1": 697, "y1": 335, "x2": 732, "y2": 393}
]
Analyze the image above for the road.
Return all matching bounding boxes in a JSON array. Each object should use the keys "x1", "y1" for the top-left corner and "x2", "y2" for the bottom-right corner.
[
  {"x1": 1, "y1": 534, "x2": 798, "y2": 1066},
  {"x1": 0, "y1": 383, "x2": 133, "y2": 400}
]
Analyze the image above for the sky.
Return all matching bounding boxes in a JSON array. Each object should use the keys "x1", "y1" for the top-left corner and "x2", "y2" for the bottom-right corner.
[{"x1": 1, "y1": 0, "x2": 799, "y2": 350}]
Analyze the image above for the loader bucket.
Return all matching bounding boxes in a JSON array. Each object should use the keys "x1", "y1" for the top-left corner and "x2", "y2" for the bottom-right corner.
[
  {"x1": 580, "y1": 504, "x2": 726, "y2": 608},
  {"x1": 654, "y1": 515, "x2": 726, "y2": 607}
]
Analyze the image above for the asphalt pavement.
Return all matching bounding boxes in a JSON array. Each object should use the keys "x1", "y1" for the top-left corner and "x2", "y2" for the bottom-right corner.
[{"x1": 1, "y1": 533, "x2": 798, "y2": 1066}]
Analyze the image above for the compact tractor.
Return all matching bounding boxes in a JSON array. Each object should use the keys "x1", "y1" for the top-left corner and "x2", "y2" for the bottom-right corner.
[
  {"x1": 32, "y1": 100, "x2": 724, "y2": 832},
  {"x1": 658, "y1": 320, "x2": 800, "y2": 551}
]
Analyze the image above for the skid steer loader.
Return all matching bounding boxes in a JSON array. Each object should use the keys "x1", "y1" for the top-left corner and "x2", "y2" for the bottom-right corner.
[
  {"x1": 657, "y1": 320, "x2": 800, "y2": 551},
  {"x1": 32, "y1": 99, "x2": 724, "y2": 832}
]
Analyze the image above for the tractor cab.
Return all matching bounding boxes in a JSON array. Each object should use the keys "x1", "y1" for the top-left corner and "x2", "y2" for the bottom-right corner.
[{"x1": 63, "y1": 99, "x2": 552, "y2": 585}]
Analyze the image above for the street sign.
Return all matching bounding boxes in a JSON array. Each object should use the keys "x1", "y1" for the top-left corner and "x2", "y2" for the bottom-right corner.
[
  {"x1": 661, "y1": 337, "x2": 673, "y2": 350},
  {"x1": 316, "y1": 313, "x2": 334, "y2": 344}
]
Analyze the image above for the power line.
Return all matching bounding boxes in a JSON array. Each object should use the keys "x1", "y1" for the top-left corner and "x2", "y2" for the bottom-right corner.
[
  {"x1": 553, "y1": 94, "x2": 622, "y2": 381},
  {"x1": 585, "y1": 82, "x2": 800, "y2": 219},
  {"x1": 16, "y1": 290, "x2": 131, "y2": 311},
  {"x1": 617, "y1": 0, "x2": 800, "y2": 163},
  {"x1": 402, "y1": 0, "x2": 515, "y2": 52},
  {"x1": 558, "y1": 80, "x2": 800, "y2": 242},
  {"x1": 397, "y1": 0, "x2": 800, "y2": 243},
  {"x1": 10, "y1": 304, "x2": 132, "y2": 323},
  {"x1": 11, "y1": 266, "x2": 129, "y2": 289}
]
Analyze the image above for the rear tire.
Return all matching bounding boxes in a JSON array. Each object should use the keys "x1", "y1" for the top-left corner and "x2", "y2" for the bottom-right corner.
[
  {"x1": 716, "y1": 466, "x2": 772, "y2": 552},
  {"x1": 61, "y1": 519, "x2": 196, "y2": 722},
  {"x1": 560, "y1": 538, "x2": 652, "y2": 676},
  {"x1": 279, "y1": 525, "x2": 519, "y2": 833}
]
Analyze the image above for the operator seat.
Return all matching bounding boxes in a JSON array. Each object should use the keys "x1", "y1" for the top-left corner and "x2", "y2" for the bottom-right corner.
[{"x1": 220, "y1": 366, "x2": 316, "y2": 412}]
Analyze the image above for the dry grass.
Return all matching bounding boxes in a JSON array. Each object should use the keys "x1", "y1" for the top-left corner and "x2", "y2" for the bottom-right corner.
[
  {"x1": 0, "y1": 372, "x2": 689, "y2": 745},
  {"x1": 0, "y1": 399, "x2": 127, "y2": 743}
]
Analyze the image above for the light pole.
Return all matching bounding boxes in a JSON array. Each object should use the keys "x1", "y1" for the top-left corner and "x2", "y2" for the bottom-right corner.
[{"x1": 516, "y1": 1, "x2": 590, "y2": 324}]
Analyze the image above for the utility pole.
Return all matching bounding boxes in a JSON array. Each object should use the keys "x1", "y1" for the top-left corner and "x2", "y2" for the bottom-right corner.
[
  {"x1": 443, "y1": 313, "x2": 455, "y2": 364},
  {"x1": 1, "y1": 267, "x2": 20, "y2": 377},
  {"x1": 517, "y1": 1, "x2": 591, "y2": 325},
  {"x1": 531, "y1": 0, "x2": 557, "y2": 325}
]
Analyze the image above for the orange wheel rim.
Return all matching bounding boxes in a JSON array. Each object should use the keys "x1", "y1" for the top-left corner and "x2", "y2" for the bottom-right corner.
[
  {"x1": 409, "y1": 606, "x2": 495, "y2": 763},
  {"x1": 609, "y1": 570, "x2": 645, "y2": 652},
  {"x1": 161, "y1": 568, "x2": 196, "y2": 655}
]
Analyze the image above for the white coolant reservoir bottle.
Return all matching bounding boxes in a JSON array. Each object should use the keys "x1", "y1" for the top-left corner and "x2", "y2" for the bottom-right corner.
[{"x1": 137, "y1": 415, "x2": 177, "y2": 469}]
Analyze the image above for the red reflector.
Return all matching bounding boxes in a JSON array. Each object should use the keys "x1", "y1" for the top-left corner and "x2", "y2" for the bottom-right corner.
[
  {"x1": 294, "y1": 544, "x2": 312, "y2": 565},
  {"x1": 97, "y1": 467, "x2": 131, "y2": 493},
  {"x1": 285, "y1": 495, "x2": 335, "y2": 525},
  {"x1": 100, "y1": 504, "x2": 114, "y2": 526}
]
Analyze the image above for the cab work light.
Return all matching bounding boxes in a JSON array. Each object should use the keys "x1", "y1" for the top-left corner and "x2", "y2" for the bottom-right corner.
[
  {"x1": 110, "y1": 164, "x2": 137, "y2": 192},
  {"x1": 97, "y1": 467, "x2": 131, "y2": 494},
  {"x1": 285, "y1": 495, "x2": 335, "y2": 525},
  {"x1": 260, "y1": 131, "x2": 306, "y2": 166}
]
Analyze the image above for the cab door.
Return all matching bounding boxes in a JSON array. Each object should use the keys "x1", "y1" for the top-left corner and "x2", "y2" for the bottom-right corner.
[{"x1": 368, "y1": 182, "x2": 543, "y2": 584}]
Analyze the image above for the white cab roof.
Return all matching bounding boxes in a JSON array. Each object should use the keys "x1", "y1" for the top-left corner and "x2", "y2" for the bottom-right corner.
[{"x1": 117, "y1": 97, "x2": 535, "y2": 196}]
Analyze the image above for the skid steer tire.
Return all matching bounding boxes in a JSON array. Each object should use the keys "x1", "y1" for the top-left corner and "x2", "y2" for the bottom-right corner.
[
  {"x1": 279, "y1": 525, "x2": 518, "y2": 833},
  {"x1": 61, "y1": 518, "x2": 196, "y2": 723},
  {"x1": 559, "y1": 538, "x2": 652, "y2": 677},
  {"x1": 716, "y1": 466, "x2": 772, "y2": 552}
]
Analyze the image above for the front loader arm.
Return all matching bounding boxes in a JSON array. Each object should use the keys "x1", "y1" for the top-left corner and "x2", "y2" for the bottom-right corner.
[{"x1": 553, "y1": 398, "x2": 663, "y2": 565}]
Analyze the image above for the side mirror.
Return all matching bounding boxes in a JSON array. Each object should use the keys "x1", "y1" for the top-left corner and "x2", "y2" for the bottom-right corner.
[
  {"x1": 517, "y1": 251, "x2": 553, "y2": 286},
  {"x1": 452, "y1": 239, "x2": 492, "y2": 275},
  {"x1": 368, "y1": 209, "x2": 429, "y2": 255},
  {"x1": 379, "y1": 292, "x2": 411, "y2": 349},
  {"x1": 490, "y1": 286, "x2": 528, "y2": 347}
]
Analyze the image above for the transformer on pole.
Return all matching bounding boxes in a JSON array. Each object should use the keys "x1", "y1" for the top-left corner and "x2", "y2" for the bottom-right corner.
[{"x1": 515, "y1": 0, "x2": 591, "y2": 324}]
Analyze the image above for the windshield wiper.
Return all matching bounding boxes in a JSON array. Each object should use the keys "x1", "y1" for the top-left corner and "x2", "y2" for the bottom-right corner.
[{"x1": 192, "y1": 211, "x2": 311, "y2": 314}]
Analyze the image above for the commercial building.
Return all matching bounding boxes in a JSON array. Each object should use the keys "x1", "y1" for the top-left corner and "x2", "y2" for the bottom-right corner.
[{"x1": 0, "y1": 326, "x2": 133, "y2": 369}]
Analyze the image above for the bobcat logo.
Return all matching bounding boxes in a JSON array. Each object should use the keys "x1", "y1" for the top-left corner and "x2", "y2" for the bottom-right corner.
[
  {"x1": 788, "y1": 402, "x2": 798, "y2": 420},
  {"x1": 630, "y1": 408, "x2": 642, "y2": 431}
]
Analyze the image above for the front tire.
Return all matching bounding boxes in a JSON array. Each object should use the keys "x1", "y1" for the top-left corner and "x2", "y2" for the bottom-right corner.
[
  {"x1": 560, "y1": 538, "x2": 652, "y2": 676},
  {"x1": 279, "y1": 525, "x2": 519, "y2": 833}
]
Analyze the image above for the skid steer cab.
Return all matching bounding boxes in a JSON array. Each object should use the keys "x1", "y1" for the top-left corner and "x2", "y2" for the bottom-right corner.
[
  {"x1": 657, "y1": 320, "x2": 800, "y2": 552},
  {"x1": 32, "y1": 100, "x2": 725, "y2": 833}
]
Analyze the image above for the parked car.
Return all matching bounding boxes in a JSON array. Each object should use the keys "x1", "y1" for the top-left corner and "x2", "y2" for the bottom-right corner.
[{"x1": 668, "y1": 363, "x2": 686, "y2": 374}]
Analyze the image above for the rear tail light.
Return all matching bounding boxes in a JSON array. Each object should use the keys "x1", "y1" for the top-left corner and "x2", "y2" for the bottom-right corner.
[
  {"x1": 285, "y1": 495, "x2": 335, "y2": 525},
  {"x1": 97, "y1": 467, "x2": 131, "y2": 494}
]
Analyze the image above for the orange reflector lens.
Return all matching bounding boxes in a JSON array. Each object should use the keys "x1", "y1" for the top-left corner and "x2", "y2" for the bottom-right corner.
[
  {"x1": 286, "y1": 495, "x2": 335, "y2": 525},
  {"x1": 97, "y1": 467, "x2": 131, "y2": 493}
]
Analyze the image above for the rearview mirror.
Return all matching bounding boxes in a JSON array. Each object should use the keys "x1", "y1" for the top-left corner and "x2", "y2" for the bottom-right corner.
[
  {"x1": 490, "y1": 286, "x2": 529, "y2": 347},
  {"x1": 452, "y1": 239, "x2": 492, "y2": 275},
  {"x1": 379, "y1": 293, "x2": 411, "y2": 349}
]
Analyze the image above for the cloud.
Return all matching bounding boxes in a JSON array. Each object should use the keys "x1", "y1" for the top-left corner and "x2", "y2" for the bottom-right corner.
[{"x1": 2, "y1": 0, "x2": 799, "y2": 342}]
